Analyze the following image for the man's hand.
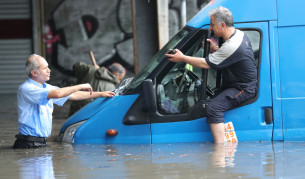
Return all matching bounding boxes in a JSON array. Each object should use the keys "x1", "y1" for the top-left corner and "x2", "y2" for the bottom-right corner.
[
  {"x1": 94, "y1": 64, "x2": 100, "y2": 69},
  {"x1": 207, "y1": 39, "x2": 219, "y2": 53},
  {"x1": 100, "y1": 91, "x2": 116, "y2": 97},
  {"x1": 165, "y1": 49, "x2": 185, "y2": 63},
  {"x1": 79, "y1": 83, "x2": 93, "y2": 95}
]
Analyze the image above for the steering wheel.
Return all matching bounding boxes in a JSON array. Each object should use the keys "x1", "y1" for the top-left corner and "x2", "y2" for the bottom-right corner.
[
  {"x1": 186, "y1": 70, "x2": 215, "y2": 100},
  {"x1": 176, "y1": 68, "x2": 196, "y2": 94},
  {"x1": 186, "y1": 70, "x2": 200, "y2": 82},
  {"x1": 185, "y1": 70, "x2": 202, "y2": 102}
]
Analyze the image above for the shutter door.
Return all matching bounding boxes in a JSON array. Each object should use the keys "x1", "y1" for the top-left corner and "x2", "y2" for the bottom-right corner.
[{"x1": 0, "y1": 0, "x2": 32, "y2": 94}]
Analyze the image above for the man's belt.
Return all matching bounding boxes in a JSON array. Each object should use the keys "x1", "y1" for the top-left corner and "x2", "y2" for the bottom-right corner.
[{"x1": 15, "y1": 134, "x2": 47, "y2": 143}]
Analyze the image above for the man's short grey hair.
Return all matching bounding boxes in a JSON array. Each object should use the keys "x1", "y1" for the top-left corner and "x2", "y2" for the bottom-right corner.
[
  {"x1": 25, "y1": 54, "x2": 40, "y2": 77},
  {"x1": 108, "y1": 63, "x2": 125, "y2": 75},
  {"x1": 209, "y1": 6, "x2": 234, "y2": 27}
]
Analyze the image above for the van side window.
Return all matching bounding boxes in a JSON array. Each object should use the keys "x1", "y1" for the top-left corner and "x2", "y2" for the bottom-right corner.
[
  {"x1": 206, "y1": 30, "x2": 261, "y2": 100},
  {"x1": 157, "y1": 30, "x2": 207, "y2": 114},
  {"x1": 245, "y1": 30, "x2": 260, "y2": 67}
]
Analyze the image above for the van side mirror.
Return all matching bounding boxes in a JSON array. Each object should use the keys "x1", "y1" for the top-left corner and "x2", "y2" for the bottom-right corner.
[{"x1": 142, "y1": 79, "x2": 157, "y2": 113}]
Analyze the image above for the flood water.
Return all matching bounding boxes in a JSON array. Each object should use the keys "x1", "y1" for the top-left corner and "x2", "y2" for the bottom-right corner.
[
  {"x1": 1, "y1": 94, "x2": 305, "y2": 178},
  {"x1": 1, "y1": 141, "x2": 305, "y2": 178}
]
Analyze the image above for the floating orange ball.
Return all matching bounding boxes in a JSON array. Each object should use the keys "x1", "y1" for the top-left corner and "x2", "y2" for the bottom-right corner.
[{"x1": 106, "y1": 129, "x2": 118, "y2": 136}]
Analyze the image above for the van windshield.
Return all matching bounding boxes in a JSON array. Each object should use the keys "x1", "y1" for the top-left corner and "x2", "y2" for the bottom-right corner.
[{"x1": 123, "y1": 27, "x2": 190, "y2": 92}]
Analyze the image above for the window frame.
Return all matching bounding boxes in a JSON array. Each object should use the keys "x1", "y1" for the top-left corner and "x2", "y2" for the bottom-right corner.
[{"x1": 155, "y1": 27, "x2": 262, "y2": 117}]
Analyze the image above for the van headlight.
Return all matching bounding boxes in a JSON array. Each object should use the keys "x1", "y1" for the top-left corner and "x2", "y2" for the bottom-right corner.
[{"x1": 62, "y1": 120, "x2": 86, "y2": 143}]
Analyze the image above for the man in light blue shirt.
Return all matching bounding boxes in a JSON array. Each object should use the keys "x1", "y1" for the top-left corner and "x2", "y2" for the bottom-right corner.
[{"x1": 13, "y1": 54, "x2": 115, "y2": 149}]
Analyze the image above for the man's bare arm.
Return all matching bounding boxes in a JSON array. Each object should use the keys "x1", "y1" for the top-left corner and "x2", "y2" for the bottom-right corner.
[
  {"x1": 47, "y1": 83, "x2": 92, "y2": 99},
  {"x1": 69, "y1": 91, "x2": 115, "y2": 100},
  {"x1": 165, "y1": 49, "x2": 210, "y2": 69}
]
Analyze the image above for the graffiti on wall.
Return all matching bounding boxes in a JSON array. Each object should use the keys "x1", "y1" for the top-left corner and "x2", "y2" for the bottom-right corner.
[
  {"x1": 43, "y1": 0, "x2": 207, "y2": 76},
  {"x1": 43, "y1": 0, "x2": 134, "y2": 76}
]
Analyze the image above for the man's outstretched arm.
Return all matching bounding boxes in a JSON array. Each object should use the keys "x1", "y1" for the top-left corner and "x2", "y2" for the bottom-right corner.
[
  {"x1": 47, "y1": 83, "x2": 93, "y2": 99},
  {"x1": 68, "y1": 91, "x2": 115, "y2": 100}
]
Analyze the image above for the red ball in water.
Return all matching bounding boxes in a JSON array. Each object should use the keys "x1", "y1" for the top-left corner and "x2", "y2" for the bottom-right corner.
[{"x1": 106, "y1": 129, "x2": 118, "y2": 136}]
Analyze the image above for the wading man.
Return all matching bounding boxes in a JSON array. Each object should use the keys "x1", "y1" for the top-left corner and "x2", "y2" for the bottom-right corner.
[{"x1": 13, "y1": 54, "x2": 115, "y2": 149}]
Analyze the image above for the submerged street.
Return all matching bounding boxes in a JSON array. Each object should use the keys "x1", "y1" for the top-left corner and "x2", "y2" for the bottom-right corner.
[{"x1": 1, "y1": 94, "x2": 305, "y2": 178}]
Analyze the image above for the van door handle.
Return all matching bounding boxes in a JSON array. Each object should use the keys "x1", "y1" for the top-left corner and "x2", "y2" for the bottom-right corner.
[{"x1": 264, "y1": 108, "x2": 273, "y2": 124}]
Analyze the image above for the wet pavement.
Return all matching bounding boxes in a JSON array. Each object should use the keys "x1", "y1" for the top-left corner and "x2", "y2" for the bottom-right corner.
[{"x1": 1, "y1": 94, "x2": 305, "y2": 178}]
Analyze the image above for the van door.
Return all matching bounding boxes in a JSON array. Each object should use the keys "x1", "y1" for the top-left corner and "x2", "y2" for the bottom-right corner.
[
  {"x1": 150, "y1": 22, "x2": 273, "y2": 143},
  {"x1": 277, "y1": 23, "x2": 305, "y2": 140}
]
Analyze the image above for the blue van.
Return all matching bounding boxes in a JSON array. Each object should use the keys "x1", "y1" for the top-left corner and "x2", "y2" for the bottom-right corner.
[{"x1": 57, "y1": 0, "x2": 305, "y2": 144}]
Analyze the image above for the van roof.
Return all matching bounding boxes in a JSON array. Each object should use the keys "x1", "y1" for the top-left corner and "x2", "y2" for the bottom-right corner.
[{"x1": 187, "y1": 0, "x2": 277, "y2": 29}]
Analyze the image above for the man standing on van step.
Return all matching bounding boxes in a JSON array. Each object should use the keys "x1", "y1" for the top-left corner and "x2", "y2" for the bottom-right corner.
[
  {"x1": 13, "y1": 54, "x2": 115, "y2": 149},
  {"x1": 166, "y1": 6, "x2": 257, "y2": 143}
]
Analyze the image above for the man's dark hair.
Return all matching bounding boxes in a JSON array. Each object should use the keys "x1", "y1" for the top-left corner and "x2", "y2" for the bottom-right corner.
[{"x1": 108, "y1": 63, "x2": 125, "y2": 75}]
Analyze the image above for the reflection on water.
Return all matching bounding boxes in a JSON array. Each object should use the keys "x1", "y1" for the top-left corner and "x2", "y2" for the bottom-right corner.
[
  {"x1": 18, "y1": 154, "x2": 54, "y2": 179},
  {"x1": 210, "y1": 143, "x2": 237, "y2": 168},
  {"x1": 1, "y1": 142, "x2": 305, "y2": 178}
]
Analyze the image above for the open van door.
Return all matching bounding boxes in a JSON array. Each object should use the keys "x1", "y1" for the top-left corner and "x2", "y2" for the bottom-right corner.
[
  {"x1": 147, "y1": 22, "x2": 273, "y2": 143},
  {"x1": 151, "y1": 27, "x2": 213, "y2": 142}
]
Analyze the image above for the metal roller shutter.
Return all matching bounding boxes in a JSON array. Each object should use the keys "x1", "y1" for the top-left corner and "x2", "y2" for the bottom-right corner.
[{"x1": 0, "y1": 0, "x2": 32, "y2": 94}]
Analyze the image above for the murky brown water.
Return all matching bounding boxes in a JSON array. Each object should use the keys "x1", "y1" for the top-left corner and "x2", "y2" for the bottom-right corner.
[
  {"x1": 2, "y1": 141, "x2": 305, "y2": 178},
  {"x1": 2, "y1": 94, "x2": 305, "y2": 178}
]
